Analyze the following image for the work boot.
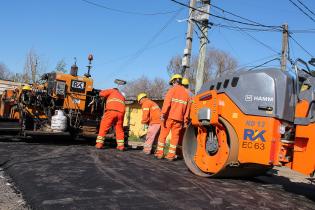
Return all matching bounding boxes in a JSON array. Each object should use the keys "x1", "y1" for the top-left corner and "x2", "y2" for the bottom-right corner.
[
  {"x1": 95, "y1": 142, "x2": 104, "y2": 149},
  {"x1": 143, "y1": 151, "x2": 151, "y2": 155},
  {"x1": 154, "y1": 151, "x2": 164, "y2": 159},
  {"x1": 116, "y1": 146, "x2": 125, "y2": 151},
  {"x1": 143, "y1": 148, "x2": 151, "y2": 155},
  {"x1": 96, "y1": 136, "x2": 105, "y2": 149},
  {"x1": 165, "y1": 153, "x2": 177, "y2": 161}
]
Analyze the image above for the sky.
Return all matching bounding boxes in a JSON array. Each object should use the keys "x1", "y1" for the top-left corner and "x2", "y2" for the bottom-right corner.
[{"x1": 0, "y1": 0, "x2": 314, "y2": 89}]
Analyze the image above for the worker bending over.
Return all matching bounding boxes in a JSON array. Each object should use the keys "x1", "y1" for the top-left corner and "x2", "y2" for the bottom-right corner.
[
  {"x1": 155, "y1": 74, "x2": 190, "y2": 161},
  {"x1": 95, "y1": 88, "x2": 126, "y2": 151},
  {"x1": 137, "y1": 93, "x2": 161, "y2": 154}
]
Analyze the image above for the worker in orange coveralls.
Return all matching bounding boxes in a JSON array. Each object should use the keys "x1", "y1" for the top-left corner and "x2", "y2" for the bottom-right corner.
[
  {"x1": 176, "y1": 78, "x2": 194, "y2": 158},
  {"x1": 137, "y1": 93, "x2": 161, "y2": 155},
  {"x1": 155, "y1": 74, "x2": 190, "y2": 161},
  {"x1": 182, "y1": 78, "x2": 194, "y2": 97},
  {"x1": 95, "y1": 88, "x2": 126, "y2": 151}
]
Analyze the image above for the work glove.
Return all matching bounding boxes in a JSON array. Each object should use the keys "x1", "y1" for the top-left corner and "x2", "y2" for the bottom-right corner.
[
  {"x1": 142, "y1": 124, "x2": 149, "y2": 131},
  {"x1": 160, "y1": 114, "x2": 166, "y2": 127},
  {"x1": 184, "y1": 122, "x2": 188, "y2": 129}
]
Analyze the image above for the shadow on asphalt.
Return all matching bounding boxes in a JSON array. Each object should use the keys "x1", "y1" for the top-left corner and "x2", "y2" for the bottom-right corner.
[
  {"x1": 0, "y1": 134, "x2": 144, "y2": 151},
  {"x1": 0, "y1": 134, "x2": 108, "y2": 146},
  {"x1": 0, "y1": 155, "x2": 76, "y2": 170},
  {"x1": 249, "y1": 174, "x2": 315, "y2": 202}
]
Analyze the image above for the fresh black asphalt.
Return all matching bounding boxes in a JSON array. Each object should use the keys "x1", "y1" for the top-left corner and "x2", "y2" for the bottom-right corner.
[{"x1": 0, "y1": 136, "x2": 314, "y2": 210}]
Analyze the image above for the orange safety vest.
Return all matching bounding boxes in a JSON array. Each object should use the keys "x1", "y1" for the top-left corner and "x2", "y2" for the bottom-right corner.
[
  {"x1": 162, "y1": 84, "x2": 190, "y2": 122},
  {"x1": 141, "y1": 98, "x2": 161, "y2": 125},
  {"x1": 99, "y1": 88, "x2": 125, "y2": 113}
]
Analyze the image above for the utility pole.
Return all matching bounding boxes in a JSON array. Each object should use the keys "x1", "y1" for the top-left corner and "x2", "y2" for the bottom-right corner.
[
  {"x1": 281, "y1": 24, "x2": 288, "y2": 71},
  {"x1": 181, "y1": 0, "x2": 196, "y2": 76},
  {"x1": 195, "y1": 0, "x2": 210, "y2": 94}
]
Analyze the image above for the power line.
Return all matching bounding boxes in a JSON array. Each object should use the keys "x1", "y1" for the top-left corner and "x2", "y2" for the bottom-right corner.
[
  {"x1": 288, "y1": 0, "x2": 315, "y2": 22},
  {"x1": 296, "y1": 0, "x2": 315, "y2": 17},
  {"x1": 215, "y1": 20, "x2": 280, "y2": 54},
  {"x1": 170, "y1": 0, "x2": 281, "y2": 28},
  {"x1": 290, "y1": 29, "x2": 315, "y2": 33},
  {"x1": 81, "y1": 0, "x2": 177, "y2": 16},
  {"x1": 238, "y1": 54, "x2": 280, "y2": 69},
  {"x1": 210, "y1": 3, "x2": 280, "y2": 29},
  {"x1": 106, "y1": 9, "x2": 183, "y2": 77},
  {"x1": 248, "y1": 58, "x2": 280, "y2": 71},
  {"x1": 209, "y1": 7, "x2": 280, "y2": 60},
  {"x1": 212, "y1": 23, "x2": 282, "y2": 32},
  {"x1": 216, "y1": 27, "x2": 240, "y2": 60},
  {"x1": 288, "y1": 34, "x2": 314, "y2": 57},
  {"x1": 100, "y1": 36, "x2": 180, "y2": 65},
  {"x1": 213, "y1": 23, "x2": 315, "y2": 34},
  {"x1": 193, "y1": 20, "x2": 210, "y2": 43},
  {"x1": 211, "y1": 21, "x2": 315, "y2": 34}
]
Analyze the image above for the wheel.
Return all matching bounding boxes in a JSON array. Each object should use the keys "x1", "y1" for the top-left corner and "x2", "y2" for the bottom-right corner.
[{"x1": 183, "y1": 117, "x2": 270, "y2": 178}]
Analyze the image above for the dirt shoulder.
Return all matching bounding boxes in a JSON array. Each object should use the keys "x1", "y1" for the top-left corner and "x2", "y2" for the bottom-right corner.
[{"x1": 0, "y1": 169, "x2": 28, "y2": 210}]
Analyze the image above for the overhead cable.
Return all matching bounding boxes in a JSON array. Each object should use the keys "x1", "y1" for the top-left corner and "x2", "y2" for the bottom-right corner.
[
  {"x1": 248, "y1": 58, "x2": 280, "y2": 71},
  {"x1": 212, "y1": 23, "x2": 282, "y2": 32},
  {"x1": 296, "y1": 0, "x2": 315, "y2": 18},
  {"x1": 210, "y1": 3, "x2": 279, "y2": 29},
  {"x1": 213, "y1": 20, "x2": 280, "y2": 54},
  {"x1": 290, "y1": 29, "x2": 315, "y2": 33},
  {"x1": 82, "y1": 0, "x2": 177, "y2": 16},
  {"x1": 170, "y1": 0, "x2": 281, "y2": 28},
  {"x1": 238, "y1": 54, "x2": 280, "y2": 69},
  {"x1": 288, "y1": 0, "x2": 315, "y2": 22},
  {"x1": 288, "y1": 34, "x2": 314, "y2": 57},
  {"x1": 116, "y1": 9, "x2": 184, "y2": 72},
  {"x1": 100, "y1": 36, "x2": 180, "y2": 65}
]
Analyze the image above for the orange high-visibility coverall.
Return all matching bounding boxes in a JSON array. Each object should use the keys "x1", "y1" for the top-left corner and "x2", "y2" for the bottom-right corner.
[
  {"x1": 96, "y1": 88, "x2": 126, "y2": 149},
  {"x1": 140, "y1": 98, "x2": 161, "y2": 154},
  {"x1": 156, "y1": 84, "x2": 190, "y2": 159},
  {"x1": 177, "y1": 88, "x2": 194, "y2": 157}
]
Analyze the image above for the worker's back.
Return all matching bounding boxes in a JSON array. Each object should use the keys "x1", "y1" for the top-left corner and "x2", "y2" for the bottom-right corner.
[
  {"x1": 141, "y1": 98, "x2": 161, "y2": 124},
  {"x1": 162, "y1": 84, "x2": 190, "y2": 122},
  {"x1": 99, "y1": 88, "x2": 125, "y2": 113}
]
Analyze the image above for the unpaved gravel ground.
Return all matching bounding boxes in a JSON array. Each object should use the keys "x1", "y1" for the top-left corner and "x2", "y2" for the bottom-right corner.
[{"x1": 0, "y1": 169, "x2": 28, "y2": 210}]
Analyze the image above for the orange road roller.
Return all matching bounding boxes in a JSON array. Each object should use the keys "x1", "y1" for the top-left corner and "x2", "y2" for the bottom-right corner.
[{"x1": 183, "y1": 58, "x2": 315, "y2": 178}]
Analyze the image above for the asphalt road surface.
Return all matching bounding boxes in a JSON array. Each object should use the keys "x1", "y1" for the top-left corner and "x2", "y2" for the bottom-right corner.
[{"x1": 0, "y1": 136, "x2": 314, "y2": 210}]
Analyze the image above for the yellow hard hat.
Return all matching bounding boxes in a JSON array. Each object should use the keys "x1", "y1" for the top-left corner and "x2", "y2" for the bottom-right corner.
[
  {"x1": 22, "y1": 85, "x2": 32, "y2": 91},
  {"x1": 169, "y1": 74, "x2": 182, "y2": 84},
  {"x1": 137, "y1": 93, "x2": 147, "y2": 102},
  {"x1": 182, "y1": 78, "x2": 189, "y2": 86}
]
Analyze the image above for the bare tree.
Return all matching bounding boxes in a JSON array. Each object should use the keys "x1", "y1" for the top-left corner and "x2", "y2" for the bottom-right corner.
[
  {"x1": 167, "y1": 55, "x2": 182, "y2": 76},
  {"x1": 148, "y1": 78, "x2": 169, "y2": 98},
  {"x1": 0, "y1": 63, "x2": 9, "y2": 80},
  {"x1": 23, "y1": 49, "x2": 47, "y2": 83},
  {"x1": 55, "y1": 59, "x2": 67, "y2": 73},
  {"x1": 167, "y1": 48, "x2": 238, "y2": 91},
  {"x1": 122, "y1": 76, "x2": 168, "y2": 99},
  {"x1": 207, "y1": 49, "x2": 238, "y2": 78}
]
